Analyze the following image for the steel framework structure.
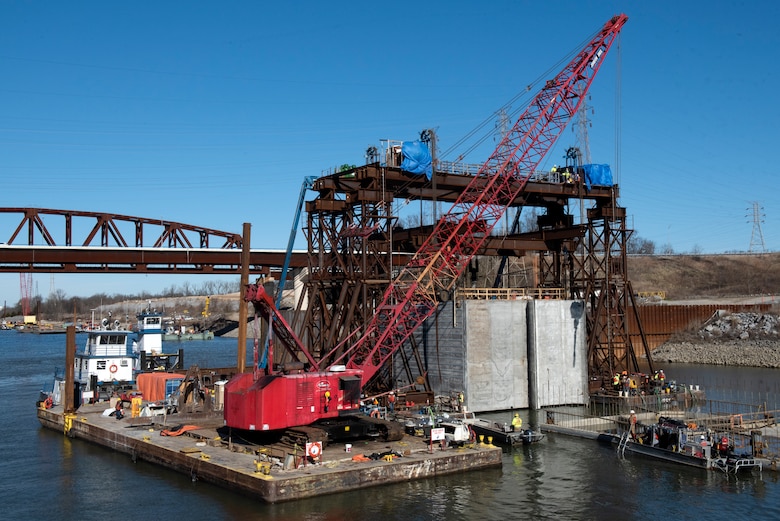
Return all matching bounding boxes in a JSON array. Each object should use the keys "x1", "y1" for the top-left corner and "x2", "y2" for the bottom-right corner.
[
  {"x1": 283, "y1": 15, "x2": 633, "y2": 393},
  {"x1": 297, "y1": 164, "x2": 603, "y2": 391},
  {"x1": 295, "y1": 168, "x2": 395, "y2": 363},
  {"x1": 574, "y1": 201, "x2": 655, "y2": 389}
]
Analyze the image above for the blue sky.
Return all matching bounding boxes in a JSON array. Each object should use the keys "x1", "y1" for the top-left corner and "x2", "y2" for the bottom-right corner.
[{"x1": 1, "y1": 1, "x2": 778, "y2": 302}]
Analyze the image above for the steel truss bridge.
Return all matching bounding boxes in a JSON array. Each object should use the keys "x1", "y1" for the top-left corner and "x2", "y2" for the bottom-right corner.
[{"x1": 0, "y1": 208, "x2": 306, "y2": 274}]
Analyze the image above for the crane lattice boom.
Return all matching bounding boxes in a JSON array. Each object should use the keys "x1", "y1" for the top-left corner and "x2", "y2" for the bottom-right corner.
[{"x1": 343, "y1": 14, "x2": 628, "y2": 385}]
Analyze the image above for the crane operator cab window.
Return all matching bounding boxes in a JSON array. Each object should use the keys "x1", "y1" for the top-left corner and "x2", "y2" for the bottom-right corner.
[{"x1": 340, "y1": 376, "x2": 361, "y2": 409}]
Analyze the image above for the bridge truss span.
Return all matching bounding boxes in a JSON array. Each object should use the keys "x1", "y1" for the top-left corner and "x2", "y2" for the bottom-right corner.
[
  {"x1": 0, "y1": 208, "x2": 306, "y2": 275},
  {"x1": 0, "y1": 208, "x2": 242, "y2": 248}
]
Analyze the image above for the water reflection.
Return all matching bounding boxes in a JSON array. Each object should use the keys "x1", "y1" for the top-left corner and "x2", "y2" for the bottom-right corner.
[{"x1": 5, "y1": 335, "x2": 780, "y2": 520}]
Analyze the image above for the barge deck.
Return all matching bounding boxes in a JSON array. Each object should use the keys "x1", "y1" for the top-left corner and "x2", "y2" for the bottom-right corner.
[{"x1": 38, "y1": 403, "x2": 501, "y2": 503}]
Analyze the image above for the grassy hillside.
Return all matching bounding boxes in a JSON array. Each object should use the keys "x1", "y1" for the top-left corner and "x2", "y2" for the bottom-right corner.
[{"x1": 627, "y1": 253, "x2": 780, "y2": 300}]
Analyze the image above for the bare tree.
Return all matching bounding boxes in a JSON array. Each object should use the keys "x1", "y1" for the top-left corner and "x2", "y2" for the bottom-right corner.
[{"x1": 627, "y1": 234, "x2": 656, "y2": 254}]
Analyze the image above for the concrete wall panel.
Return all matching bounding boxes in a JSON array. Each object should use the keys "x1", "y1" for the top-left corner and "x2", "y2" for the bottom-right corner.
[
  {"x1": 528, "y1": 300, "x2": 587, "y2": 408},
  {"x1": 465, "y1": 300, "x2": 528, "y2": 412}
]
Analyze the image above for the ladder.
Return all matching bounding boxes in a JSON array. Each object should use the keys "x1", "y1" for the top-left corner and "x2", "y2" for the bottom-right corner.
[{"x1": 617, "y1": 431, "x2": 631, "y2": 458}]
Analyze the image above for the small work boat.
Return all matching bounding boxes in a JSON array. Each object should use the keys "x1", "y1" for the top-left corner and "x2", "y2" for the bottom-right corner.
[
  {"x1": 135, "y1": 303, "x2": 185, "y2": 372},
  {"x1": 463, "y1": 414, "x2": 544, "y2": 446},
  {"x1": 602, "y1": 415, "x2": 763, "y2": 474}
]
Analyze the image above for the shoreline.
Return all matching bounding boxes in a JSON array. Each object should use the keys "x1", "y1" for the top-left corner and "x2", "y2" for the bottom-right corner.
[{"x1": 652, "y1": 338, "x2": 780, "y2": 368}]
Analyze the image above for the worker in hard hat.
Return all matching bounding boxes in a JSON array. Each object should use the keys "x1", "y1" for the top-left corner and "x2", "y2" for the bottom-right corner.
[{"x1": 511, "y1": 413, "x2": 523, "y2": 432}]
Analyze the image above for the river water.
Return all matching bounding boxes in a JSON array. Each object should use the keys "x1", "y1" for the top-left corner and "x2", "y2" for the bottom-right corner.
[{"x1": 2, "y1": 332, "x2": 778, "y2": 521}]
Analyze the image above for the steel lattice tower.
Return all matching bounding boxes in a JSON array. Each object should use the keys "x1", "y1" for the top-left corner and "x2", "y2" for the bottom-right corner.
[{"x1": 748, "y1": 201, "x2": 766, "y2": 253}]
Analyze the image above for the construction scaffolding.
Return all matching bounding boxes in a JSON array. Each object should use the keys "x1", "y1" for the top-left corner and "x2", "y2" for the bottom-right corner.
[{"x1": 293, "y1": 151, "x2": 651, "y2": 393}]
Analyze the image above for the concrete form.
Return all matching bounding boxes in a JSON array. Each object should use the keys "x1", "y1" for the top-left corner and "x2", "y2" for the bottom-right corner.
[
  {"x1": 405, "y1": 298, "x2": 587, "y2": 413},
  {"x1": 37, "y1": 403, "x2": 501, "y2": 504}
]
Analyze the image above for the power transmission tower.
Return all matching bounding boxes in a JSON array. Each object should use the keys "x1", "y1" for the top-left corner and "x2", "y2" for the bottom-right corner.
[
  {"x1": 574, "y1": 87, "x2": 593, "y2": 165},
  {"x1": 19, "y1": 273, "x2": 32, "y2": 316},
  {"x1": 748, "y1": 201, "x2": 766, "y2": 253}
]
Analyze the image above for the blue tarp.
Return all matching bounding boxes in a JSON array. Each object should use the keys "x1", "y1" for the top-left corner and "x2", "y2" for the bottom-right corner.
[
  {"x1": 400, "y1": 141, "x2": 432, "y2": 180},
  {"x1": 581, "y1": 164, "x2": 613, "y2": 190}
]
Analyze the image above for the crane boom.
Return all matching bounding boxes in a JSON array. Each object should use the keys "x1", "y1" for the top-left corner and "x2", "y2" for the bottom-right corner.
[
  {"x1": 343, "y1": 14, "x2": 628, "y2": 386},
  {"x1": 228, "y1": 14, "x2": 628, "y2": 436}
]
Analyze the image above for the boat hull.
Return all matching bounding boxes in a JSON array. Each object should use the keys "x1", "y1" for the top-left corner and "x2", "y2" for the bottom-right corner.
[
  {"x1": 465, "y1": 418, "x2": 542, "y2": 446},
  {"x1": 599, "y1": 433, "x2": 711, "y2": 469}
]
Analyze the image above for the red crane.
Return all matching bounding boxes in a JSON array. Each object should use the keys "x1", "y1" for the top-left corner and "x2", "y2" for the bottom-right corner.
[
  {"x1": 225, "y1": 14, "x2": 628, "y2": 436},
  {"x1": 342, "y1": 13, "x2": 628, "y2": 386}
]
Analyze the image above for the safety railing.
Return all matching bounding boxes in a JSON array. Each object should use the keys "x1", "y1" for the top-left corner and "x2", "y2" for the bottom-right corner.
[{"x1": 456, "y1": 287, "x2": 565, "y2": 301}]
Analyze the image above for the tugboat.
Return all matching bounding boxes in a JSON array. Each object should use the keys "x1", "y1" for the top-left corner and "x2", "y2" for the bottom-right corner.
[
  {"x1": 40, "y1": 304, "x2": 185, "y2": 408},
  {"x1": 69, "y1": 313, "x2": 137, "y2": 404},
  {"x1": 134, "y1": 303, "x2": 184, "y2": 372}
]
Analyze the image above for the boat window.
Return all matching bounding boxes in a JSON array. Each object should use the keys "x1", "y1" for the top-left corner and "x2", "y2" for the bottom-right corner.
[
  {"x1": 147, "y1": 317, "x2": 161, "y2": 325},
  {"x1": 97, "y1": 360, "x2": 107, "y2": 370},
  {"x1": 120, "y1": 360, "x2": 128, "y2": 367}
]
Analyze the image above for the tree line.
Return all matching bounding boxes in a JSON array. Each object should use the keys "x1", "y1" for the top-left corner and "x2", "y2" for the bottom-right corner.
[{"x1": 4, "y1": 279, "x2": 241, "y2": 320}]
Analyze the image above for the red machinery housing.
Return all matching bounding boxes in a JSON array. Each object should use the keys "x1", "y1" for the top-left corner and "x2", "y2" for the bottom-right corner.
[{"x1": 224, "y1": 369, "x2": 362, "y2": 432}]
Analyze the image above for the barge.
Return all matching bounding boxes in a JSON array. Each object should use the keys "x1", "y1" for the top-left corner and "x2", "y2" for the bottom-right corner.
[{"x1": 37, "y1": 402, "x2": 501, "y2": 503}]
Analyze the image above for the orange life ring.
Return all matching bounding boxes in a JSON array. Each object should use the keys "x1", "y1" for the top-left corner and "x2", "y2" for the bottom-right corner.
[
  {"x1": 307, "y1": 442, "x2": 322, "y2": 459},
  {"x1": 109, "y1": 364, "x2": 118, "y2": 374}
]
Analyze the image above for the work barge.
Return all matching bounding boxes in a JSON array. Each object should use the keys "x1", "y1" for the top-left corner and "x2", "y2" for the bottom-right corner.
[
  {"x1": 539, "y1": 393, "x2": 780, "y2": 474},
  {"x1": 38, "y1": 403, "x2": 501, "y2": 503}
]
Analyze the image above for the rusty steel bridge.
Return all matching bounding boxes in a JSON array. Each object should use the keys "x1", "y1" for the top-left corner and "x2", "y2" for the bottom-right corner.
[{"x1": 0, "y1": 208, "x2": 305, "y2": 275}]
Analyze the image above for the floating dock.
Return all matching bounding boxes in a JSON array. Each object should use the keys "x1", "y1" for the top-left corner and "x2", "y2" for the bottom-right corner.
[{"x1": 38, "y1": 404, "x2": 501, "y2": 503}]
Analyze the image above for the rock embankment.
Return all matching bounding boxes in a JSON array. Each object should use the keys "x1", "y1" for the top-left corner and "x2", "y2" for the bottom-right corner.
[
  {"x1": 653, "y1": 311, "x2": 780, "y2": 367},
  {"x1": 653, "y1": 339, "x2": 780, "y2": 368}
]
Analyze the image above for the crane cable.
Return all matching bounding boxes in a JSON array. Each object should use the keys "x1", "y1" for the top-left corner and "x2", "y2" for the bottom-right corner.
[
  {"x1": 388, "y1": 25, "x2": 606, "y2": 225},
  {"x1": 614, "y1": 32, "x2": 623, "y2": 186},
  {"x1": 438, "y1": 26, "x2": 604, "y2": 164}
]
